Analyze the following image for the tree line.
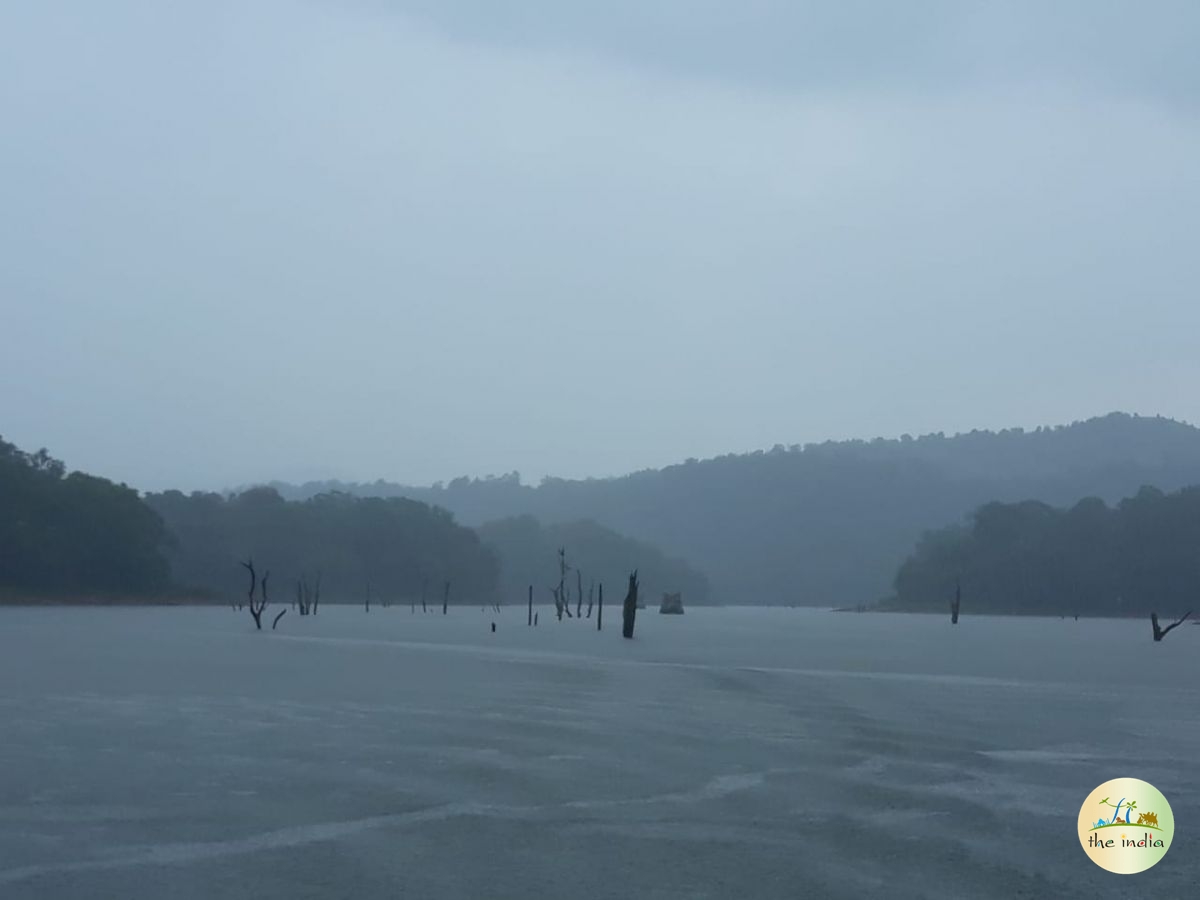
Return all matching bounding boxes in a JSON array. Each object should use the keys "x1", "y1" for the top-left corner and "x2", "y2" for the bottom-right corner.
[
  {"x1": 265, "y1": 413, "x2": 1200, "y2": 605},
  {"x1": 887, "y1": 485, "x2": 1200, "y2": 616},
  {"x1": 0, "y1": 436, "x2": 171, "y2": 599}
]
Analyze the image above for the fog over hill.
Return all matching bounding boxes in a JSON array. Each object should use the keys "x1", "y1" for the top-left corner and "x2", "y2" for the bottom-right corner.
[{"x1": 265, "y1": 413, "x2": 1200, "y2": 605}]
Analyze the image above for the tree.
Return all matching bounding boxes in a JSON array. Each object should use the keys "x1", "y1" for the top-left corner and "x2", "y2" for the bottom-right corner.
[{"x1": 622, "y1": 570, "x2": 639, "y2": 639}]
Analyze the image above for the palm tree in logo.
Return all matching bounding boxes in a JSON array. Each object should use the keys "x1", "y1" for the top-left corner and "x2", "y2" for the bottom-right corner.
[{"x1": 1097, "y1": 797, "x2": 1137, "y2": 825}]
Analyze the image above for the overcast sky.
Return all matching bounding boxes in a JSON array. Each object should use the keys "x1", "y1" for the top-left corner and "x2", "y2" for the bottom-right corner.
[{"x1": 2, "y1": 1, "x2": 1198, "y2": 492}]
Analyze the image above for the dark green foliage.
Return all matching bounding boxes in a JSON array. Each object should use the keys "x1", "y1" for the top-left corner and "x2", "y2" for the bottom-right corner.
[
  {"x1": 144, "y1": 488, "x2": 498, "y2": 605},
  {"x1": 268, "y1": 413, "x2": 1200, "y2": 605},
  {"x1": 889, "y1": 485, "x2": 1200, "y2": 616},
  {"x1": 475, "y1": 515, "x2": 709, "y2": 608},
  {"x1": 0, "y1": 436, "x2": 171, "y2": 599}
]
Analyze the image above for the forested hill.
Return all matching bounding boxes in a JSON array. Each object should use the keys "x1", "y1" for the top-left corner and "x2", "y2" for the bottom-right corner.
[
  {"x1": 266, "y1": 413, "x2": 1200, "y2": 606},
  {"x1": 477, "y1": 516, "x2": 710, "y2": 610},
  {"x1": 888, "y1": 486, "x2": 1200, "y2": 616},
  {"x1": 0, "y1": 436, "x2": 172, "y2": 599}
]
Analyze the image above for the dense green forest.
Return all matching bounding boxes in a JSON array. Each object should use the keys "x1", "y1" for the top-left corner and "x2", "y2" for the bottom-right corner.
[
  {"x1": 477, "y1": 516, "x2": 710, "y2": 609},
  {"x1": 0, "y1": 436, "x2": 172, "y2": 599},
  {"x1": 267, "y1": 413, "x2": 1200, "y2": 605},
  {"x1": 144, "y1": 487, "x2": 499, "y2": 604},
  {"x1": 887, "y1": 486, "x2": 1200, "y2": 616}
]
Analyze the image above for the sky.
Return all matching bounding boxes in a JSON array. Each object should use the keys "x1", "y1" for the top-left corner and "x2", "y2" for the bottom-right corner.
[{"x1": 2, "y1": 1, "x2": 1199, "y2": 492}]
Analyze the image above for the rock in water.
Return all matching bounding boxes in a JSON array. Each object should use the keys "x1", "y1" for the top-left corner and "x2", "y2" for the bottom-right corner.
[{"x1": 659, "y1": 592, "x2": 684, "y2": 615}]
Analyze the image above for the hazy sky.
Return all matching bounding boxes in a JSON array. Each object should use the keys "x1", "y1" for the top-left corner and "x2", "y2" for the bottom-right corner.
[{"x1": 3, "y1": 1, "x2": 1199, "y2": 492}]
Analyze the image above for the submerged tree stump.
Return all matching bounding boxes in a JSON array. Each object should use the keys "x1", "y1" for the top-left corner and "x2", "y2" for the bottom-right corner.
[
  {"x1": 1151, "y1": 611, "x2": 1191, "y2": 641},
  {"x1": 622, "y1": 570, "x2": 639, "y2": 639}
]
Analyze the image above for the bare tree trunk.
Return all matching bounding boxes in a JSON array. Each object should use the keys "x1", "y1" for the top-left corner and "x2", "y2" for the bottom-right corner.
[
  {"x1": 528, "y1": 584, "x2": 533, "y2": 626},
  {"x1": 272, "y1": 608, "x2": 287, "y2": 630},
  {"x1": 365, "y1": 582, "x2": 371, "y2": 613},
  {"x1": 597, "y1": 582, "x2": 603, "y2": 631},
  {"x1": 587, "y1": 582, "x2": 594, "y2": 618},
  {"x1": 442, "y1": 580, "x2": 450, "y2": 615},
  {"x1": 312, "y1": 572, "x2": 321, "y2": 616},
  {"x1": 950, "y1": 579, "x2": 961, "y2": 625},
  {"x1": 421, "y1": 578, "x2": 428, "y2": 613},
  {"x1": 241, "y1": 559, "x2": 267, "y2": 630},
  {"x1": 1151, "y1": 611, "x2": 1191, "y2": 641},
  {"x1": 577, "y1": 570, "x2": 583, "y2": 618},
  {"x1": 558, "y1": 547, "x2": 573, "y2": 618},
  {"x1": 622, "y1": 571, "x2": 638, "y2": 639}
]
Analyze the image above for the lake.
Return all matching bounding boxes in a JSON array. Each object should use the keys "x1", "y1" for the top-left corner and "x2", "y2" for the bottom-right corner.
[{"x1": 0, "y1": 606, "x2": 1195, "y2": 898}]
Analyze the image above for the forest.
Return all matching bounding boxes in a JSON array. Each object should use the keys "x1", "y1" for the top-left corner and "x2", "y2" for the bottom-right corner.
[
  {"x1": 477, "y1": 515, "x2": 710, "y2": 611},
  {"x1": 0, "y1": 435, "x2": 172, "y2": 599},
  {"x1": 144, "y1": 487, "x2": 499, "y2": 605},
  {"x1": 887, "y1": 485, "x2": 1200, "y2": 616},
  {"x1": 268, "y1": 413, "x2": 1200, "y2": 605}
]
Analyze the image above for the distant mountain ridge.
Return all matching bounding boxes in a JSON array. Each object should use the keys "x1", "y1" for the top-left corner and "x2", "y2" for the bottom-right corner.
[{"x1": 263, "y1": 413, "x2": 1200, "y2": 605}]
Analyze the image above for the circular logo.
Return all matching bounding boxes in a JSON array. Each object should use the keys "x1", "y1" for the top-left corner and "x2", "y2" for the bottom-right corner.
[{"x1": 1078, "y1": 778, "x2": 1173, "y2": 874}]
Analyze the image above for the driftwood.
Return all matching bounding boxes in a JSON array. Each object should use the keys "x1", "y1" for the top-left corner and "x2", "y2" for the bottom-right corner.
[
  {"x1": 622, "y1": 571, "x2": 638, "y2": 639},
  {"x1": 1151, "y1": 611, "x2": 1191, "y2": 642}
]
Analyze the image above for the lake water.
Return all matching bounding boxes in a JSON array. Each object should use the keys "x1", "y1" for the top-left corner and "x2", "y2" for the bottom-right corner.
[{"x1": 0, "y1": 606, "x2": 1196, "y2": 898}]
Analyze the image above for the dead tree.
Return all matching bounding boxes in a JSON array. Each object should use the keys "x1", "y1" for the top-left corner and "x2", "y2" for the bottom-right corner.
[
  {"x1": 1151, "y1": 611, "x2": 1191, "y2": 642},
  {"x1": 272, "y1": 608, "x2": 287, "y2": 630},
  {"x1": 442, "y1": 580, "x2": 450, "y2": 615},
  {"x1": 421, "y1": 578, "x2": 428, "y2": 613},
  {"x1": 622, "y1": 570, "x2": 638, "y2": 639},
  {"x1": 312, "y1": 572, "x2": 321, "y2": 616},
  {"x1": 240, "y1": 559, "x2": 270, "y2": 630},
  {"x1": 950, "y1": 579, "x2": 961, "y2": 625},
  {"x1": 557, "y1": 547, "x2": 573, "y2": 618},
  {"x1": 527, "y1": 585, "x2": 533, "y2": 627},
  {"x1": 596, "y1": 582, "x2": 603, "y2": 631},
  {"x1": 576, "y1": 570, "x2": 583, "y2": 618},
  {"x1": 587, "y1": 582, "x2": 594, "y2": 618}
]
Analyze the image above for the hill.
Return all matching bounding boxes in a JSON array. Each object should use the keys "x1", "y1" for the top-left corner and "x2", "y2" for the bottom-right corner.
[
  {"x1": 887, "y1": 485, "x2": 1200, "y2": 616},
  {"x1": 145, "y1": 487, "x2": 498, "y2": 605},
  {"x1": 266, "y1": 413, "x2": 1200, "y2": 605},
  {"x1": 0, "y1": 436, "x2": 172, "y2": 600},
  {"x1": 477, "y1": 516, "x2": 710, "y2": 611}
]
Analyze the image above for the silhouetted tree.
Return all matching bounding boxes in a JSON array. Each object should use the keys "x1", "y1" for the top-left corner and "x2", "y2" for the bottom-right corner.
[
  {"x1": 622, "y1": 570, "x2": 638, "y2": 638},
  {"x1": 1151, "y1": 610, "x2": 1191, "y2": 641}
]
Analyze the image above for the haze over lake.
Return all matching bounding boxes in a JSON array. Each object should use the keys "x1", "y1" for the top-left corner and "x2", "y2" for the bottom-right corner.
[{"x1": 1, "y1": 606, "x2": 1194, "y2": 899}]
